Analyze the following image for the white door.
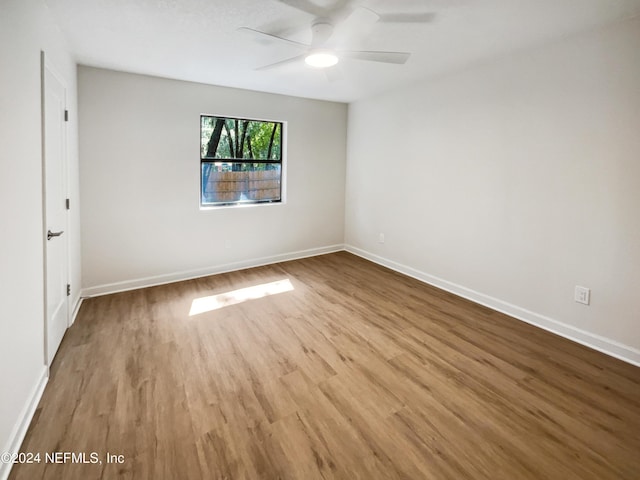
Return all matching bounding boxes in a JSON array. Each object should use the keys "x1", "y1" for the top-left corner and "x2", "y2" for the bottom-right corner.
[{"x1": 43, "y1": 55, "x2": 69, "y2": 366}]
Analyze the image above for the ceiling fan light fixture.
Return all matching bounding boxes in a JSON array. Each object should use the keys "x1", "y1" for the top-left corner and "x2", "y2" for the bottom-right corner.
[{"x1": 305, "y1": 51, "x2": 339, "y2": 68}]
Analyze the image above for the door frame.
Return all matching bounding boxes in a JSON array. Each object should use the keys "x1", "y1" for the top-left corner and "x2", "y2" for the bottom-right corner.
[{"x1": 41, "y1": 51, "x2": 70, "y2": 368}]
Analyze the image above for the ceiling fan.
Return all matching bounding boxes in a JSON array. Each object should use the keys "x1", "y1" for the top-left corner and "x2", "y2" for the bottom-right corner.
[{"x1": 239, "y1": 0, "x2": 435, "y2": 71}]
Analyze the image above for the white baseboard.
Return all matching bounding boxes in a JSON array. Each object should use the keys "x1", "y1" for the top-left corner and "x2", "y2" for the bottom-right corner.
[
  {"x1": 69, "y1": 295, "x2": 83, "y2": 326},
  {"x1": 0, "y1": 366, "x2": 48, "y2": 480},
  {"x1": 345, "y1": 245, "x2": 640, "y2": 367},
  {"x1": 81, "y1": 244, "x2": 345, "y2": 298}
]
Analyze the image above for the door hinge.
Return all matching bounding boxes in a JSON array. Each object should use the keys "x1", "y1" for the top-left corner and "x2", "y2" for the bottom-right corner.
[
  {"x1": 67, "y1": 284, "x2": 71, "y2": 296},
  {"x1": 64, "y1": 110, "x2": 69, "y2": 122},
  {"x1": 66, "y1": 198, "x2": 70, "y2": 210}
]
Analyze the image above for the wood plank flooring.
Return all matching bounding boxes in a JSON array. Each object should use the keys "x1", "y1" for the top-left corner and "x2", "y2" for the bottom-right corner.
[{"x1": 10, "y1": 252, "x2": 640, "y2": 479}]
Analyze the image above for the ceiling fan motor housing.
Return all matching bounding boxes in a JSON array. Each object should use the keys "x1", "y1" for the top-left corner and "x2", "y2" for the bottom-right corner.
[{"x1": 311, "y1": 19, "x2": 334, "y2": 45}]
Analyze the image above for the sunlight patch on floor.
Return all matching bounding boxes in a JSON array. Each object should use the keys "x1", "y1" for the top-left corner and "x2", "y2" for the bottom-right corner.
[{"x1": 189, "y1": 279, "x2": 294, "y2": 316}]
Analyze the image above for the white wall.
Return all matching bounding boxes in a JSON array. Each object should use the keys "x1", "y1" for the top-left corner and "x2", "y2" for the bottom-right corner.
[
  {"x1": 78, "y1": 67, "x2": 347, "y2": 294},
  {"x1": 0, "y1": 0, "x2": 80, "y2": 478},
  {"x1": 345, "y1": 16, "x2": 640, "y2": 364}
]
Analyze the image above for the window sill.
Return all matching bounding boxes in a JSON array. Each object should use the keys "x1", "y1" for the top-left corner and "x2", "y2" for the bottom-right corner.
[{"x1": 199, "y1": 200, "x2": 285, "y2": 211}]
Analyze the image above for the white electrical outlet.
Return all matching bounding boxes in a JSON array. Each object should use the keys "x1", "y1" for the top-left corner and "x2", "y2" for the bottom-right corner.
[
  {"x1": 378, "y1": 233, "x2": 385, "y2": 244},
  {"x1": 575, "y1": 286, "x2": 590, "y2": 305}
]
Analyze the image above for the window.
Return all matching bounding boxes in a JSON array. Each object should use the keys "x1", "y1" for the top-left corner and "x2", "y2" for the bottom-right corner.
[{"x1": 200, "y1": 115, "x2": 283, "y2": 207}]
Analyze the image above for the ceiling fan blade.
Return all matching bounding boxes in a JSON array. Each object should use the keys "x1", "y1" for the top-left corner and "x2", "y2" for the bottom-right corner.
[
  {"x1": 377, "y1": 12, "x2": 436, "y2": 23},
  {"x1": 255, "y1": 54, "x2": 306, "y2": 71},
  {"x1": 339, "y1": 50, "x2": 411, "y2": 64},
  {"x1": 342, "y1": 6, "x2": 380, "y2": 27},
  {"x1": 331, "y1": 6, "x2": 379, "y2": 46},
  {"x1": 238, "y1": 27, "x2": 308, "y2": 49},
  {"x1": 274, "y1": 0, "x2": 328, "y2": 17}
]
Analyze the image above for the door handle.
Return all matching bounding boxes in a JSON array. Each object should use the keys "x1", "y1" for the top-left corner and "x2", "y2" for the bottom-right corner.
[{"x1": 47, "y1": 230, "x2": 64, "y2": 240}]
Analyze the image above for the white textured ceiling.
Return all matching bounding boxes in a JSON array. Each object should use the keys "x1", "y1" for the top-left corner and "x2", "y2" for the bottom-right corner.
[{"x1": 45, "y1": 0, "x2": 640, "y2": 102}]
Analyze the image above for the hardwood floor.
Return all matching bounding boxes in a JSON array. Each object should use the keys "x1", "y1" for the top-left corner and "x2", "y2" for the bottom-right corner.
[{"x1": 10, "y1": 252, "x2": 640, "y2": 479}]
